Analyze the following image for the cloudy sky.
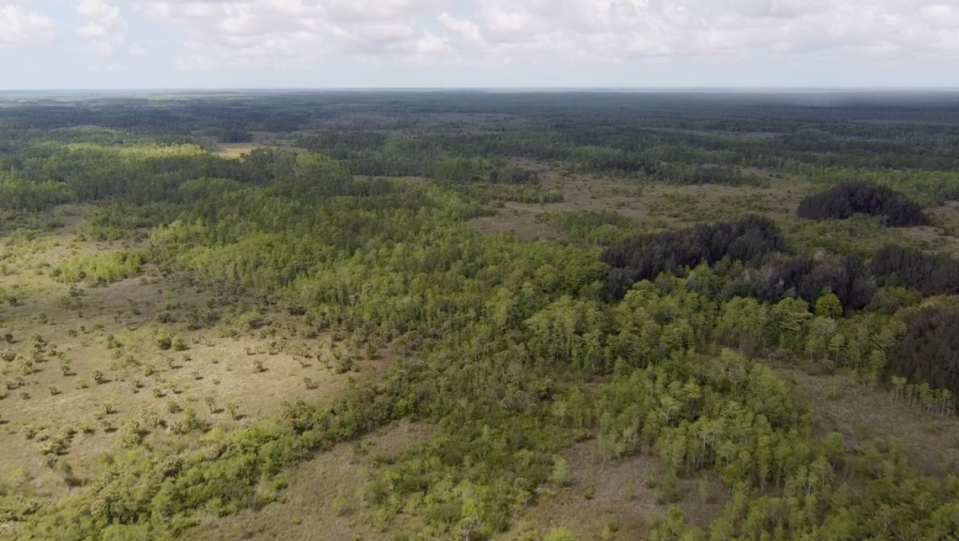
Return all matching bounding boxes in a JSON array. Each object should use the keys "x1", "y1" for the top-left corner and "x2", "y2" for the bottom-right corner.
[{"x1": 1, "y1": 0, "x2": 958, "y2": 89}]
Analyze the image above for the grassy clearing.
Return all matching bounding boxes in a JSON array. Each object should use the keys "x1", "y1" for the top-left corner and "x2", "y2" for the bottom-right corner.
[
  {"x1": 467, "y1": 163, "x2": 959, "y2": 259},
  {"x1": 185, "y1": 421, "x2": 436, "y2": 541},
  {"x1": 0, "y1": 209, "x2": 392, "y2": 506}
]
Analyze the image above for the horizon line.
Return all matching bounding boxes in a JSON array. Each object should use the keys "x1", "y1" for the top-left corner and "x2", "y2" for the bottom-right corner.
[{"x1": 3, "y1": 86, "x2": 959, "y2": 94}]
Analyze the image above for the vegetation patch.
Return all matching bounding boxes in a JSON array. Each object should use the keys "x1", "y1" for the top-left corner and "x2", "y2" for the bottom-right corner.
[
  {"x1": 871, "y1": 244, "x2": 959, "y2": 296},
  {"x1": 538, "y1": 210, "x2": 638, "y2": 245},
  {"x1": 54, "y1": 251, "x2": 146, "y2": 283},
  {"x1": 797, "y1": 181, "x2": 927, "y2": 227},
  {"x1": 601, "y1": 215, "x2": 782, "y2": 299},
  {"x1": 891, "y1": 304, "x2": 959, "y2": 405}
]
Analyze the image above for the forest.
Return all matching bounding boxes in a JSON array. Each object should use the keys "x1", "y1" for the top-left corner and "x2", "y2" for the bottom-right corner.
[{"x1": 1, "y1": 91, "x2": 959, "y2": 540}]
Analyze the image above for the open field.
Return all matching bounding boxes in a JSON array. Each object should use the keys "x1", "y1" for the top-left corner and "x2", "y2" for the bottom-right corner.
[{"x1": 0, "y1": 208, "x2": 391, "y2": 507}]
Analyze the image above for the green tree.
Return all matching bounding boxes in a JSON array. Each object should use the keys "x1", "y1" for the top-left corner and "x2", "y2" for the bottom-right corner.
[{"x1": 814, "y1": 293, "x2": 843, "y2": 319}]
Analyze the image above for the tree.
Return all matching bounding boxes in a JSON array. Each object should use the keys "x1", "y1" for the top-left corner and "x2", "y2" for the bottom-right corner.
[{"x1": 815, "y1": 293, "x2": 843, "y2": 319}]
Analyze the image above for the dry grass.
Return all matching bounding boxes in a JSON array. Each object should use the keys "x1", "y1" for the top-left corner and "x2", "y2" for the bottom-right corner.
[
  {"x1": 500, "y1": 441, "x2": 727, "y2": 541},
  {"x1": 185, "y1": 421, "x2": 436, "y2": 541},
  {"x1": 468, "y1": 209, "x2": 562, "y2": 242},
  {"x1": 780, "y1": 367, "x2": 959, "y2": 478},
  {"x1": 466, "y1": 166, "x2": 806, "y2": 241},
  {"x1": 215, "y1": 144, "x2": 261, "y2": 159},
  {"x1": 0, "y1": 210, "x2": 392, "y2": 498},
  {"x1": 466, "y1": 165, "x2": 959, "y2": 262}
]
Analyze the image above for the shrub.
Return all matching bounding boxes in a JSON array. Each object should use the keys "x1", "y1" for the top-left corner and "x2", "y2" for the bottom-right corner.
[
  {"x1": 550, "y1": 456, "x2": 572, "y2": 487},
  {"x1": 544, "y1": 527, "x2": 579, "y2": 541},
  {"x1": 54, "y1": 251, "x2": 146, "y2": 283}
]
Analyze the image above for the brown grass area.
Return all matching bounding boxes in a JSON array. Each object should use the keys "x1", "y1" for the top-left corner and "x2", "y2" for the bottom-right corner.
[
  {"x1": 780, "y1": 367, "x2": 959, "y2": 477},
  {"x1": 467, "y1": 166, "x2": 959, "y2": 261},
  {"x1": 467, "y1": 166, "x2": 810, "y2": 240},
  {"x1": 895, "y1": 201, "x2": 959, "y2": 256},
  {"x1": 0, "y1": 212, "x2": 391, "y2": 498},
  {"x1": 213, "y1": 131, "x2": 305, "y2": 159},
  {"x1": 468, "y1": 209, "x2": 562, "y2": 242},
  {"x1": 185, "y1": 421, "x2": 436, "y2": 541},
  {"x1": 501, "y1": 441, "x2": 727, "y2": 541}
]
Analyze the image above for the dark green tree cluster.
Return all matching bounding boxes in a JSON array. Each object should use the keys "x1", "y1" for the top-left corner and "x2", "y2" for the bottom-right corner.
[
  {"x1": 797, "y1": 182, "x2": 927, "y2": 227},
  {"x1": 890, "y1": 304, "x2": 959, "y2": 401},
  {"x1": 870, "y1": 244, "x2": 959, "y2": 295},
  {"x1": 601, "y1": 215, "x2": 783, "y2": 299}
]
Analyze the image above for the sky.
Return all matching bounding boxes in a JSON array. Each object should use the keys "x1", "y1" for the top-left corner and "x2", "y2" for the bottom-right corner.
[{"x1": 1, "y1": 0, "x2": 958, "y2": 89}]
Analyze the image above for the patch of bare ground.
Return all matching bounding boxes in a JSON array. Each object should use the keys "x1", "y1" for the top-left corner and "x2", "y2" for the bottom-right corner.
[
  {"x1": 501, "y1": 441, "x2": 728, "y2": 541},
  {"x1": 184, "y1": 421, "x2": 437, "y2": 541},
  {"x1": 468, "y1": 209, "x2": 563, "y2": 241},
  {"x1": 779, "y1": 367, "x2": 959, "y2": 477}
]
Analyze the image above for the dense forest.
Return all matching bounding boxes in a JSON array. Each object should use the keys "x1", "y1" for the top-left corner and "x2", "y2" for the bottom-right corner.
[
  {"x1": 1, "y1": 92, "x2": 959, "y2": 540},
  {"x1": 797, "y1": 182, "x2": 928, "y2": 226}
]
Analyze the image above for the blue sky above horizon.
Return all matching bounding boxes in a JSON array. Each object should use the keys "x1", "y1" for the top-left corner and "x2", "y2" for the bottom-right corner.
[{"x1": 1, "y1": 0, "x2": 958, "y2": 89}]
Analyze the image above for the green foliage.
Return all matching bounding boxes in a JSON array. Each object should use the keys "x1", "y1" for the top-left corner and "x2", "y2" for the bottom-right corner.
[
  {"x1": 0, "y1": 174, "x2": 73, "y2": 211},
  {"x1": 538, "y1": 210, "x2": 638, "y2": 245},
  {"x1": 544, "y1": 527, "x2": 579, "y2": 541},
  {"x1": 55, "y1": 251, "x2": 145, "y2": 283},
  {"x1": 462, "y1": 183, "x2": 564, "y2": 204},
  {"x1": 551, "y1": 455, "x2": 572, "y2": 487},
  {"x1": 814, "y1": 293, "x2": 843, "y2": 319}
]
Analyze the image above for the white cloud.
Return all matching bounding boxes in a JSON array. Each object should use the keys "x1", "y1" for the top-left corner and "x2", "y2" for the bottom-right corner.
[
  {"x1": 450, "y1": 0, "x2": 959, "y2": 63},
  {"x1": 74, "y1": 0, "x2": 127, "y2": 54},
  {"x1": 322, "y1": 0, "x2": 446, "y2": 22},
  {"x1": 0, "y1": 5, "x2": 55, "y2": 49},
  {"x1": 136, "y1": 0, "x2": 454, "y2": 69},
  {"x1": 42, "y1": 0, "x2": 956, "y2": 73}
]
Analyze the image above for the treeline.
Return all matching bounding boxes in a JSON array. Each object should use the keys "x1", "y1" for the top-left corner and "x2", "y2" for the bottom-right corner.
[
  {"x1": 0, "y1": 173, "x2": 73, "y2": 211},
  {"x1": 601, "y1": 214, "x2": 959, "y2": 314},
  {"x1": 730, "y1": 252, "x2": 873, "y2": 313},
  {"x1": 7, "y1": 95, "x2": 959, "y2": 204},
  {"x1": 488, "y1": 167, "x2": 539, "y2": 184},
  {"x1": 797, "y1": 181, "x2": 927, "y2": 227}
]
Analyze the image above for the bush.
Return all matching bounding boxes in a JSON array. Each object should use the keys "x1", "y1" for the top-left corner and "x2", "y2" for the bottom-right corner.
[
  {"x1": 544, "y1": 527, "x2": 579, "y2": 541},
  {"x1": 550, "y1": 455, "x2": 572, "y2": 487},
  {"x1": 54, "y1": 251, "x2": 146, "y2": 284}
]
